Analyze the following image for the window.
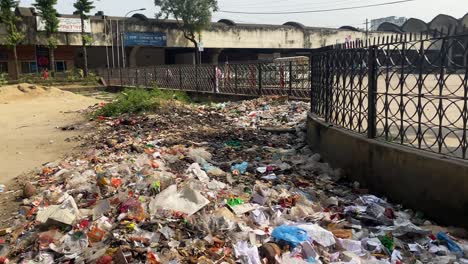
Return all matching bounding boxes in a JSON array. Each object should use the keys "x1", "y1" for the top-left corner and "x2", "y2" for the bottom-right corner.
[
  {"x1": 0, "y1": 62, "x2": 8, "y2": 73},
  {"x1": 0, "y1": 52, "x2": 8, "y2": 61},
  {"x1": 21, "y1": 61, "x2": 38, "y2": 74},
  {"x1": 55, "y1": 61, "x2": 67, "y2": 72}
]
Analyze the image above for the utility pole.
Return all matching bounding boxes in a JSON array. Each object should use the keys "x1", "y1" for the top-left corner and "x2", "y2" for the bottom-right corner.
[{"x1": 365, "y1": 18, "x2": 369, "y2": 39}]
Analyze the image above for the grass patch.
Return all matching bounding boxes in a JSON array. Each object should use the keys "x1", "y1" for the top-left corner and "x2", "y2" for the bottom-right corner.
[{"x1": 94, "y1": 88, "x2": 190, "y2": 117}]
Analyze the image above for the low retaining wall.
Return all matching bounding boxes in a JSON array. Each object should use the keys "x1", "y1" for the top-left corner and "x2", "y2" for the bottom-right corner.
[
  {"x1": 185, "y1": 91, "x2": 258, "y2": 103},
  {"x1": 307, "y1": 113, "x2": 468, "y2": 228}
]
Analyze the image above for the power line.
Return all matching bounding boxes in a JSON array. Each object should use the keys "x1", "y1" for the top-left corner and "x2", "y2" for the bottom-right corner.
[
  {"x1": 219, "y1": 0, "x2": 415, "y2": 14},
  {"x1": 222, "y1": 0, "x2": 373, "y2": 10}
]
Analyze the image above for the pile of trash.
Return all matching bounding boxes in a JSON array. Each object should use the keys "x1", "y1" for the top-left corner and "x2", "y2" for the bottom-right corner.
[{"x1": 1, "y1": 96, "x2": 467, "y2": 263}]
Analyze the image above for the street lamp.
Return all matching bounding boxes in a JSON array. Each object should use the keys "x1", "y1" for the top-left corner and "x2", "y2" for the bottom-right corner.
[{"x1": 121, "y1": 8, "x2": 146, "y2": 68}]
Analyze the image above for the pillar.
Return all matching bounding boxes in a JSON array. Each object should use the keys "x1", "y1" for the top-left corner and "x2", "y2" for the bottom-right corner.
[
  {"x1": 129, "y1": 46, "x2": 140, "y2": 68},
  {"x1": 209, "y1": 49, "x2": 223, "y2": 65}
]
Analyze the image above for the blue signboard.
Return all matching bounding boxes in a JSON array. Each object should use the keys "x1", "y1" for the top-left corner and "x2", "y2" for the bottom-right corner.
[{"x1": 125, "y1": 32, "x2": 167, "y2": 47}]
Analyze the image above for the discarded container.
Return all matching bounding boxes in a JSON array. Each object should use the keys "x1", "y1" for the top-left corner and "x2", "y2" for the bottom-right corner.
[{"x1": 88, "y1": 227, "x2": 106, "y2": 243}]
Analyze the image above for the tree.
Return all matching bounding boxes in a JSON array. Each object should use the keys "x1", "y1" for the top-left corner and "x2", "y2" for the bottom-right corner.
[
  {"x1": 73, "y1": 0, "x2": 95, "y2": 77},
  {"x1": 33, "y1": 0, "x2": 59, "y2": 73},
  {"x1": 155, "y1": 0, "x2": 218, "y2": 64},
  {"x1": 0, "y1": 0, "x2": 24, "y2": 79}
]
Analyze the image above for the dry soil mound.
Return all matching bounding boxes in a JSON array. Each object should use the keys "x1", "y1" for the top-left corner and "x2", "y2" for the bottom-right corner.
[{"x1": 0, "y1": 83, "x2": 87, "y2": 103}]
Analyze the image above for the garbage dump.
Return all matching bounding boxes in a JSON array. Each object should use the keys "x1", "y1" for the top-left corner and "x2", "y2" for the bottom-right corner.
[{"x1": 1, "y1": 96, "x2": 467, "y2": 263}]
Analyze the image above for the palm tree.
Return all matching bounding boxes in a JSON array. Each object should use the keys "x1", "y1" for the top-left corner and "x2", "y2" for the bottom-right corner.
[
  {"x1": 33, "y1": 0, "x2": 59, "y2": 73},
  {"x1": 74, "y1": 0, "x2": 95, "y2": 77}
]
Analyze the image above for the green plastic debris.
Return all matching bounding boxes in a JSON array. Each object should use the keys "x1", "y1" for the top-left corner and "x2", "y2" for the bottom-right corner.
[
  {"x1": 227, "y1": 198, "x2": 245, "y2": 207},
  {"x1": 224, "y1": 140, "x2": 242, "y2": 149},
  {"x1": 379, "y1": 235, "x2": 394, "y2": 253},
  {"x1": 153, "y1": 181, "x2": 161, "y2": 191}
]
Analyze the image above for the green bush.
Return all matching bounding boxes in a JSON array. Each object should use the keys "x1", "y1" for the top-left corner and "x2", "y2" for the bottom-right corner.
[
  {"x1": 0, "y1": 73, "x2": 8, "y2": 85},
  {"x1": 94, "y1": 88, "x2": 190, "y2": 117}
]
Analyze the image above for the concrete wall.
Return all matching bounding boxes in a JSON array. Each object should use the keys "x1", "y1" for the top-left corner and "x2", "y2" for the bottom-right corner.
[
  {"x1": 75, "y1": 47, "x2": 110, "y2": 69},
  {"x1": 0, "y1": 15, "x2": 389, "y2": 49},
  {"x1": 118, "y1": 20, "x2": 386, "y2": 49},
  {"x1": 131, "y1": 47, "x2": 165, "y2": 67},
  {"x1": 306, "y1": 113, "x2": 468, "y2": 228},
  {"x1": 175, "y1": 53, "x2": 195, "y2": 64}
]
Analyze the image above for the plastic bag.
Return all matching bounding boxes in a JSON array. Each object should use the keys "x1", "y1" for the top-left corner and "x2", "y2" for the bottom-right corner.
[
  {"x1": 231, "y1": 162, "x2": 249, "y2": 175},
  {"x1": 437, "y1": 232, "x2": 464, "y2": 256},
  {"x1": 234, "y1": 241, "x2": 261, "y2": 264},
  {"x1": 227, "y1": 198, "x2": 244, "y2": 207},
  {"x1": 186, "y1": 163, "x2": 210, "y2": 182},
  {"x1": 271, "y1": 225, "x2": 309, "y2": 247},
  {"x1": 188, "y1": 148, "x2": 212, "y2": 164}
]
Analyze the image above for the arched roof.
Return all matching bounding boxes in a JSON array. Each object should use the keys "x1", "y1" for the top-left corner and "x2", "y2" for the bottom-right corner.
[
  {"x1": 217, "y1": 19, "x2": 236, "y2": 26},
  {"x1": 401, "y1": 18, "x2": 428, "y2": 32},
  {"x1": 429, "y1": 14, "x2": 459, "y2": 32},
  {"x1": 460, "y1": 13, "x2": 468, "y2": 28},
  {"x1": 339, "y1": 25, "x2": 360, "y2": 32},
  {"x1": 283, "y1": 21, "x2": 306, "y2": 29},
  {"x1": 131, "y1": 13, "x2": 148, "y2": 21},
  {"x1": 377, "y1": 22, "x2": 403, "y2": 33}
]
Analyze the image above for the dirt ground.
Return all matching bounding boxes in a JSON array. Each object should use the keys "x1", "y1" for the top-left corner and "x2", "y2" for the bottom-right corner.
[{"x1": 0, "y1": 84, "x2": 100, "y2": 185}]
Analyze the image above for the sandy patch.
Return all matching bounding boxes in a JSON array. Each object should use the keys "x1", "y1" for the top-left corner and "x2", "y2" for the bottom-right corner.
[{"x1": 0, "y1": 84, "x2": 100, "y2": 184}]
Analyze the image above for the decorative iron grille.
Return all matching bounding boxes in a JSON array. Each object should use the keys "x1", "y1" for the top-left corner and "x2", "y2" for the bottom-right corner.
[
  {"x1": 311, "y1": 31, "x2": 468, "y2": 160},
  {"x1": 96, "y1": 31, "x2": 468, "y2": 159}
]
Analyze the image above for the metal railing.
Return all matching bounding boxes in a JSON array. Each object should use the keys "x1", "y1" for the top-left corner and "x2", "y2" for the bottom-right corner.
[
  {"x1": 95, "y1": 31, "x2": 468, "y2": 160},
  {"x1": 311, "y1": 31, "x2": 468, "y2": 160},
  {"x1": 96, "y1": 60, "x2": 311, "y2": 99}
]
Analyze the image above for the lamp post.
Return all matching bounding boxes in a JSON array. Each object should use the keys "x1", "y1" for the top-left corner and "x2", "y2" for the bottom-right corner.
[{"x1": 121, "y1": 8, "x2": 146, "y2": 68}]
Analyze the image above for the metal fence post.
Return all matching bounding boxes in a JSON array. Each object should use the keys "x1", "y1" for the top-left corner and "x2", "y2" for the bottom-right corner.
[
  {"x1": 367, "y1": 45, "x2": 378, "y2": 139},
  {"x1": 258, "y1": 64, "x2": 262, "y2": 95},
  {"x1": 309, "y1": 56, "x2": 312, "y2": 110},
  {"x1": 234, "y1": 64, "x2": 238, "y2": 94},
  {"x1": 153, "y1": 66, "x2": 160, "y2": 88},
  {"x1": 196, "y1": 65, "x2": 199, "y2": 91},
  {"x1": 324, "y1": 53, "x2": 331, "y2": 122},
  {"x1": 144, "y1": 67, "x2": 148, "y2": 89},
  {"x1": 119, "y1": 67, "x2": 123, "y2": 87},
  {"x1": 179, "y1": 66, "x2": 183, "y2": 90},
  {"x1": 135, "y1": 68, "x2": 139, "y2": 87},
  {"x1": 289, "y1": 61, "x2": 293, "y2": 97},
  {"x1": 213, "y1": 65, "x2": 217, "y2": 93}
]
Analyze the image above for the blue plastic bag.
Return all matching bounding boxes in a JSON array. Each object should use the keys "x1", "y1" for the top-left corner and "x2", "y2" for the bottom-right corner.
[
  {"x1": 437, "y1": 232, "x2": 464, "y2": 256},
  {"x1": 272, "y1": 225, "x2": 309, "y2": 247},
  {"x1": 231, "y1": 162, "x2": 249, "y2": 174}
]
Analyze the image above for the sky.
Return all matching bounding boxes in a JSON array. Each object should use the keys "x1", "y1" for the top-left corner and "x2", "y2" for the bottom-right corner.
[{"x1": 19, "y1": 0, "x2": 467, "y2": 29}]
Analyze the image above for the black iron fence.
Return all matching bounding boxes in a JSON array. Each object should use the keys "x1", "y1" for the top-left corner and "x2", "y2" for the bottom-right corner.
[
  {"x1": 311, "y1": 31, "x2": 468, "y2": 160},
  {"x1": 95, "y1": 31, "x2": 468, "y2": 160},
  {"x1": 96, "y1": 60, "x2": 311, "y2": 99}
]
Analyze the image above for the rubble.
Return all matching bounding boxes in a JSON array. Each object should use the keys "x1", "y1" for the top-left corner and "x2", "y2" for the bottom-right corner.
[
  {"x1": 1, "y1": 96, "x2": 467, "y2": 263},
  {"x1": 22, "y1": 183, "x2": 36, "y2": 198}
]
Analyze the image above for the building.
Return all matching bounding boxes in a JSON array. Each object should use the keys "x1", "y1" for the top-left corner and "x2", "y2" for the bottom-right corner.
[
  {"x1": 0, "y1": 7, "x2": 388, "y2": 79},
  {"x1": 0, "y1": 7, "x2": 465, "y2": 79},
  {"x1": 371, "y1": 16, "x2": 408, "y2": 31}
]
